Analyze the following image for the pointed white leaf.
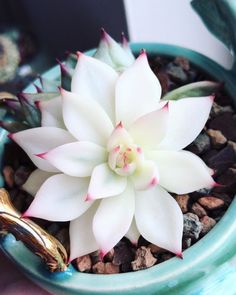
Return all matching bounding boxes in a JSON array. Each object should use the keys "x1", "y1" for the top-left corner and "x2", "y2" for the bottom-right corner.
[
  {"x1": 61, "y1": 89, "x2": 113, "y2": 146},
  {"x1": 135, "y1": 185, "x2": 183, "y2": 255},
  {"x1": 131, "y1": 160, "x2": 159, "y2": 190},
  {"x1": 102, "y1": 30, "x2": 135, "y2": 70},
  {"x1": 148, "y1": 150, "x2": 215, "y2": 194},
  {"x1": 22, "y1": 169, "x2": 55, "y2": 196},
  {"x1": 71, "y1": 53, "x2": 118, "y2": 122},
  {"x1": 44, "y1": 141, "x2": 107, "y2": 177},
  {"x1": 129, "y1": 104, "x2": 169, "y2": 149},
  {"x1": 107, "y1": 122, "x2": 133, "y2": 151},
  {"x1": 157, "y1": 96, "x2": 213, "y2": 151},
  {"x1": 39, "y1": 95, "x2": 65, "y2": 129},
  {"x1": 93, "y1": 183, "x2": 135, "y2": 255},
  {"x1": 116, "y1": 52, "x2": 161, "y2": 128},
  {"x1": 69, "y1": 203, "x2": 99, "y2": 261},
  {"x1": 93, "y1": 37, "x2": 114, "y2": 68},
  {"x1": 125, "y1": 218, "x2": 140, "y2": 244},
  {"x1": 24, "y1": 174, "x2": 91, "y2": 221},
  {"x1": 88, "y1": 163, "x2": 127, "y2": 200},
  {"x1": 121, "y1": 34, "x2": 135, "y2": 61},
  {"x1": 11, "y1": 127, "x2": 75, "y2": 172}
]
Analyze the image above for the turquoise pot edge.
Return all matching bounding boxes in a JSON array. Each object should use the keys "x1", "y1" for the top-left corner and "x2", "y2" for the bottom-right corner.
[{"x1": 0, "y1": 43, "x2": 236, "y2": 295}]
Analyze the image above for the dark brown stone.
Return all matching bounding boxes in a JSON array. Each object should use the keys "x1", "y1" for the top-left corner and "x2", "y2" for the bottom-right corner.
[
  {"x1": 214, "y1": 168, "x2": 236, "y2": 193},
  {"x1": 206, "y1": 142, "x2": 236, "y2": 174},
  {"x1": 198, "y1": 196, "x2": 224, "y2": 210},
  {"x1": 14, "y1": 165, "x2": 31, "y2": 186},
  {"x1": 191, "y1": 202, "x2": 207, "y2": 218},
  {"x1": 104, "y1": 248, "x2": 114, "y2": 262},
  {"x1": 147, "y1": 244, "x2": 165, "y2": 254},
  {"x1": 175, "y1": 194, "x2": 189, "y2": 213},
  {"x1": 200, "y1": 216, "x2": 216, "y2": 234},
  {"x1": 209, "y1": 113, "x2": 236, "y2": 141},
  {"x1": 156, "y1": 71, "x2": 170, "y2": 96},
  {"x1": 131, "y1": 247, "x2": 157, "y2": 271},
  {"x1": 113, "y1": 240, "x2": 135, "y2": 266}
]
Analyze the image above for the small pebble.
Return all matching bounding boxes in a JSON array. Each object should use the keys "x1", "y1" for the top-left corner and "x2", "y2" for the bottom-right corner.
[
  {"x1": 104, "y1": 248, "x2": 114, "y2": 262},
  {"x1": 191, "y1": 202, "x2": 207, "y2": 218},
  {"x1": 175, "y1": 194, "x2": 189, "y2": 213},
  {"x1": 92, "y1": 261, "x2": 105, "y2": 274},
  {"x1": 182, "y1": 238, "x2": 192, "y2": 249},
  {"x1": 159, "y1": 253, "x2": 174, "y2": 263},
  {"x1": 104, "y1": 262, "x2": 120, "y2": 274},
  {"x1": 131, "y1": 247, "x2": 157, "y2": 271},
  {"x1": 187, "y1": 133, "x2": 211, "y2": 155},
  {"x1": 113, "y1": 240, "x2": 135, "y2": 266},
  {"x1": 209, "y1": 113, "x2": 236, "y2": 141},
  {"x1": 156, "y1": 71, "x2": 170, "y2": 95},
  {"x1": 148, "y1": 244, "x2": 165, "y2": 254},
  {"x1": 200, "y1": 216, "x2": 216, "y2": 234},
  {"x1": 166, "y1": 62, "x2": 188, "y2": 83},
  {"x1": 14, "y1": 166, "x2": 31, "y2": 186},
  {"x1": 214, "y1": 168, "x2": 236, "y2": 193},
  {"x1": 174, "y1": 56, "x2": 190, "y2": 71},
  {"x1": 90, "y1": 250, "x2": 102, "y2": 264},
  {"x1": 207, "y1": 129, "x2": 227, "y2": 148},
  {"x1": 75, "y1": 255, "x2": 92, "y2": 272},
  {"x1": 206, "y1": 142, "x2": 236, "y2": 174},
  {"x1": 210, "y1": 102, "x2": 234, "y2": 118},
  {"x1": 3, "y1": 166, "x2": 14, "y2": 188},
  {"x1": 198, "y1": 196, "x2": 224, "y2": 210},
  {"x1": 183, "y1": 213, "x2": 203, "y2": 239}
]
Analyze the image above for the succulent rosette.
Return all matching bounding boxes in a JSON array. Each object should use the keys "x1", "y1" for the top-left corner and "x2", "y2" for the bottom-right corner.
[{"x1": 8, "y1": 32, "x2": 216, "y2": 262}]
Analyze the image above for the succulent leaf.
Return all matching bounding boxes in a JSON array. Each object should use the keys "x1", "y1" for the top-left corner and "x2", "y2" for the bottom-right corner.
[{"x1": 162, "y1": 81, "x2": 220, "y2": 100}]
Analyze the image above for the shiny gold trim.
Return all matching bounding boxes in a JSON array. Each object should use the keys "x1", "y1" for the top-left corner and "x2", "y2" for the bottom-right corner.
[{"x1": 0, "y1": 188, "x2": 68, "y2": 272}]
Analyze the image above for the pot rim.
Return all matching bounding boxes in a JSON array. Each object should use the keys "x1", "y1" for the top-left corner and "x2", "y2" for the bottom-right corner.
[{"x1": 1, "y1": 42, "x2": 236, "y2": 294}]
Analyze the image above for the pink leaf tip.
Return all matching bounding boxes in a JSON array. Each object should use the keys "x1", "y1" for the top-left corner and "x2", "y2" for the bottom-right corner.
[
  {"x1": 121, "y1": 32, "x2": 128, "y2": 47},
  {"x1": 35, "y1": 100, "x2": 40, "y2": 109},
  {"x1": 116, "y1": 121, "x2": 123, "y2": 129},
  {"x1": 85, "y1": 193, "x2": 93, "y2": 201},
  {"x1": 7, "y1": 133, "x2": 14, "y2": 140},
  {"x1": 149, "y1": 177, "x2": 158, "y2": 187},
  {"x1": 34, "y1": 84, "x2": 42, "y2": 93},
  {"x1": 140, "y1": 48, "x2": 147, "y2": 57},
  {"x1": 76, "y1": 51, "x2": 83, "y2": 59},
  {"x1": 176, "y1": 252, "x2": 183, "y2": 259},
  {"x1": 35, "y1": 152, "x2": 47, "y2": 159},
  {"x1": 162, "y1": 101, "x2": 169, "y2": 111},
  {"x1": 212, "y1": 182, "x2": 224, "y2": 188},
  {"x1": 58, "y1": 86, "x2": 66, "y2": 95},
  {"x1": 210, "y1": 94, "x2": 215, "y2": 102},
  {"x1": 100, "y1": 27, "x2": 110, "y2": 43},
  {"x1": 21, "y1": 211, "x2": 29, "y2": 218},
  {"x1": 99, "y1": 249, "x2": 107, "y2": 261}
]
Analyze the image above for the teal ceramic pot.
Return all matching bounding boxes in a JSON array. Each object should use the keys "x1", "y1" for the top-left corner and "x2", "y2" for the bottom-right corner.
[{"x1": 0, "y1": 43, "x2": 236, "y2": 295}]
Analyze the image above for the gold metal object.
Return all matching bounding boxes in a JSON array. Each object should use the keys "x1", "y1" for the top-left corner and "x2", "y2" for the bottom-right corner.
[{"x1": 0, "y1": 188, "x2": 68, "y2": 272}]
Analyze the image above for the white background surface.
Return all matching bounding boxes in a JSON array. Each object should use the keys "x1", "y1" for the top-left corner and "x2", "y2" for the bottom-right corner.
[{"x1": 124, "y1": 0, "x2": 234, "y2": 69}]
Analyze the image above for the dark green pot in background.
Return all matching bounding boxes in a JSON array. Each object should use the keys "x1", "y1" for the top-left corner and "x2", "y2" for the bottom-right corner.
[{"x1": 1, "y1": 0, "x2": 236, "y2": 294}]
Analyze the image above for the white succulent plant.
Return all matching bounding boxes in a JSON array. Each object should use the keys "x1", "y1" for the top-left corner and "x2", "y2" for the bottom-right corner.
[{"x1": 9, "y1": 32, "x2": 216, "y2": 262}]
